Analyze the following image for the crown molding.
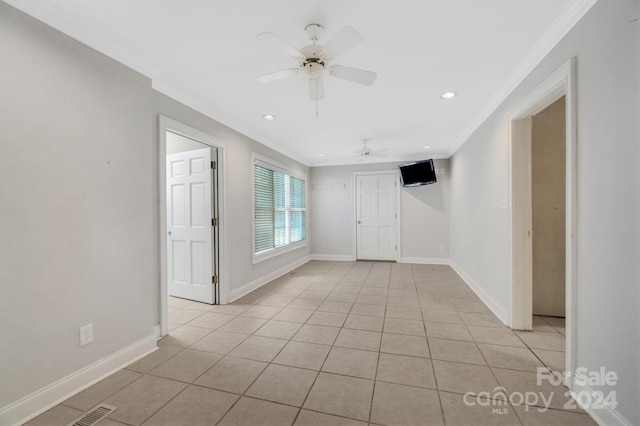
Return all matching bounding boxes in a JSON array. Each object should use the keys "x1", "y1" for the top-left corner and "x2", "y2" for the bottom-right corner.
[
  {"x1": 5, "y1": 0, "x2": 597, "y2": 165},
  {"x1": 309, "y1": 152, "x2": 450, "y2": 168},
  {"x1": 4, "y1": 0, "x2": 310, "y2": 167},
  {"x1": 3, "y1": 0, "x2": 162, "y2": 79},
  {"x1": 448, "y1": 0, "x2": 598, "y2": 157},
  {"x1": 151, "y1": 79, "x2": 310, "y2": 167}
]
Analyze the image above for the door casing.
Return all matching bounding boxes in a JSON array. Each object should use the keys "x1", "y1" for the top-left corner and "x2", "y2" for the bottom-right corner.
[
  {"x1": 508, "y1": 59, "x2": 577, "y2": 386},
  {"x1": 158, "y1": 115, "x2": 228, "y2": 337}
]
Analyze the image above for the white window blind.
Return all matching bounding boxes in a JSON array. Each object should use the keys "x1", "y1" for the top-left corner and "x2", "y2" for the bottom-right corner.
[
  {"x1": 289, "y1": 176, "x2": 306, "y2": 243},
  {"x1": 254, "y1": 162, "x2": 306, "y2": 255}
]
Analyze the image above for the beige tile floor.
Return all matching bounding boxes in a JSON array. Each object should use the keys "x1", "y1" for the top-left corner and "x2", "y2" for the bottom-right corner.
[{"x1": 27, "y1": 261, "x2": 595, "y2": 425}]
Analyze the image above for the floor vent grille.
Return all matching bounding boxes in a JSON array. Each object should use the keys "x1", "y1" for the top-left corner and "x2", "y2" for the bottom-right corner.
[{"x1": 68, "y1": 404, "x2": 117, "y2": 426}]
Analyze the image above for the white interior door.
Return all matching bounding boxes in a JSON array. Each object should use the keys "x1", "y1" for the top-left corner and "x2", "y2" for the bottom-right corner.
[
  {"x1": 167, "y1": 147, "x2": 215, "y2": 304},
  {"x1": 356, "y1": 173, "x2": 398, "y2": 261}
]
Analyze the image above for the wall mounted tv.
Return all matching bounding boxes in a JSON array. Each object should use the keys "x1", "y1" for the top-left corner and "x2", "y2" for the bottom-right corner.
[{"x1": 398, "y1": 159, "x2": 437, "y2": 187}]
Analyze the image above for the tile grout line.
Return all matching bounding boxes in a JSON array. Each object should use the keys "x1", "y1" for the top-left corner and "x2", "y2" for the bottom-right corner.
[
  {"x1": 294, "y1": 260, "x2": 365, "y2": 424},
  {"x1": 271, "y1": 260, "x2": 350, "y2": 424},
  {"x1": 449, "y1": 284, "x2": 525, "y2": 425},
  {"x1": 207, "y1": 262, "x2": 344, "y2": 425},
  {"x1": 249, "y1": 262, "x2": 379, "y2": 423},
  {"x1": 48, "y1": 262, "x2": 580, "y2": 426},
  {"x1": 413, "y1": 264, "x2": 448, "y2": 426},
  {"x1": 365, "y1": 263, "x2": 389, "y2": 424}
]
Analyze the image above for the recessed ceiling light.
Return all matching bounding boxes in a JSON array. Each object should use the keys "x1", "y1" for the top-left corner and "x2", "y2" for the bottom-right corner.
[
  {"x1": 423, "y1": 146, "x2": 431, "y2": 149},
  {"x1": 262, "y1": 114, "x2": 275, "y2": 120},
  {"x1": 440, "y1": 92, "x2": 456, "y2": 100},
  {"x1": 318, "y1": 153, "x2": 326, "y2": 157}
]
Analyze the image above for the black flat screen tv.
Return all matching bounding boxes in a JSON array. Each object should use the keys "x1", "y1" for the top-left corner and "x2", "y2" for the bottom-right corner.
[{"x1": 398, "y1": 159, "x2": 437, "y2": 187}]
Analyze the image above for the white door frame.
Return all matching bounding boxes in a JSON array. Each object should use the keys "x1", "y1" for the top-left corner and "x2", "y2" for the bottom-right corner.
[
  {"x1": 508, "y1": 58, "x2": 577, "y2": 384},
  {"x1": 352, "y1": 170, "x2": 402, "y2": 261},
  {"x1": 158, "y1": 115, "x2": 228, "y2": 336}
]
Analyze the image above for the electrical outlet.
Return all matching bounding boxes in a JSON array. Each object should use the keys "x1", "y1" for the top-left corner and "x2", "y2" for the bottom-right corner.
[
  {"x1": 79, "y1": 323, "x2": 93, "y2": 346},
  {"x1": 440, "y1": 244, "x2": 447, "y2": 252}
]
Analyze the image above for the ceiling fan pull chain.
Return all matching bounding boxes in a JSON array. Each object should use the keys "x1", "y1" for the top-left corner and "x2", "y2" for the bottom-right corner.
[{"x1": 315, "y1": 79, "x2": 319, "y2": 118}]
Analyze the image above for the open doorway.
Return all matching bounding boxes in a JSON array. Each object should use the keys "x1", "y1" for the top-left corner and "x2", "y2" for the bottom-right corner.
[
  {"x1": 532, "y1": 96, "x2": 566, "y2": 319},
  {"x1": 510, "y1": 59, "x2": 577, "y2": 385},
  {"x1": 159, "y1": 116, "x2": 227, "y2": 337}
]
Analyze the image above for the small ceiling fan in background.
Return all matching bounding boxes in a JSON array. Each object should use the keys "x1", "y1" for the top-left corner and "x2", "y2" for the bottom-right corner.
[
  {"x1": 256, "y1": 24, "x2": 377, "y2": 105},
  {"x1": 352, "y1": 139, "x2": 388, "y2": 161}
]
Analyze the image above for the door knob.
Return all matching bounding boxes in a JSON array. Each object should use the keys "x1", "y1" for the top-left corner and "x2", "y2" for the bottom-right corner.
[
  {"x1": 168, "y1": 231, "x2": 172, "y2": 236},
  {"x1": 357, "y1": 221, "x2": 361, "y2": 224}
]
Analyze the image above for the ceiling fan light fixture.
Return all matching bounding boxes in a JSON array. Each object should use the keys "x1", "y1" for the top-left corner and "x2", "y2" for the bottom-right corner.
[
  {"x1": 441, "y1": 92, "x2": 456, "y2": 100},
  {"x1": 262, "y1": 114, "x2": 275, "y2": 120}
]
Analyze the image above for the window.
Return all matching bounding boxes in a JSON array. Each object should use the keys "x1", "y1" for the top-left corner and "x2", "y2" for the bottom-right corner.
[{"x1": 254, "y1": 158, "x2": 306, "y2": 259}]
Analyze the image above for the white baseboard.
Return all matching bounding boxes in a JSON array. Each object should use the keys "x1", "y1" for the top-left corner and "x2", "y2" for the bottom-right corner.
[
  {"x1": 311, "y1": 255, "x2": 450, "y2": 264},
  {"x1": 449, "y1": 260, "x2": 509, "y2": 325},
  {"x1": 399, "y1": 257, "x2": 450, "y2": 265},
  {"x1": 1, "y1": 330, "x2": 159, "y2": 426},
  {"x1": 310, "y1": 254, "x2": 355, "y2": 262},
  {"x1": 571, "y1": 378, "x2": 633, "y2": 426},
  {"x1": 228, "y1": 255, "x2": 312, "y2": 302}
]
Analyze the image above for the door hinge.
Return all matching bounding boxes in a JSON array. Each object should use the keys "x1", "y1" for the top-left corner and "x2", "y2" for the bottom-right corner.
[
  {"x1": 211, "y1": 161, "x2": 217, "y2": 170},
  {"x1": 212, "y1": 218, "x2": 219, "y2": 227},
  {"x1": 212, "y1": 275, "x2": 218, "y2": 285}
]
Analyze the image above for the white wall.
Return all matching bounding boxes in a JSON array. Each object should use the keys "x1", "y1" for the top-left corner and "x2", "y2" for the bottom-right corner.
[
  {"x1": 0, "y1": 3, "x2": 310, "y2": 422},
  {"x1": 449, "y1": 1, "x2": 639, "y2": 424},
  {"x1": 0, "y1": 1, "x2": 156, "y2": 412},
  {"x1": 310, "y1": 159, "x2": 449, "y2": 262}
]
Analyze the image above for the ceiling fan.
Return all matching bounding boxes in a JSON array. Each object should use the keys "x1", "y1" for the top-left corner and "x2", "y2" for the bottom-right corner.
[
  {"x1": 353, "y1": 139, "x2": 388, "y2": 161},
  {"x1": 256, "y1": 24, "x2": 377, "y2": 102}
]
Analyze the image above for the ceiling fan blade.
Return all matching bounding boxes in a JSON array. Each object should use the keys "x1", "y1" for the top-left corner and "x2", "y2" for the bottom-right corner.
[
  {"x1": 309, "y1": 77, "x2": 325, "y2": 101},
  {"x1": 256, "y1": 68, "x2": 300, "y2": 83},
  {"x1": 257, "y1": 32, "x2": 302, "y2": 58},
  {"x1": 321, "y1": 26, "x2": 363, "y2": 60},
  {"x1": 328, "y1": 65, "x2": 377, "y2": 86}
]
